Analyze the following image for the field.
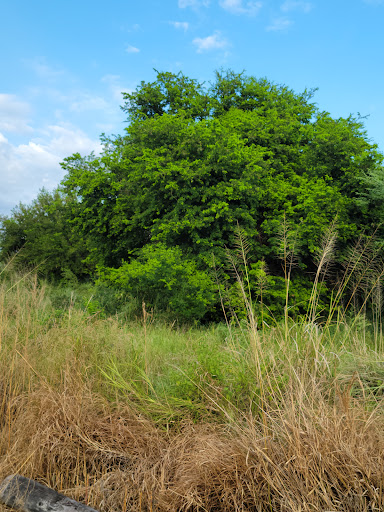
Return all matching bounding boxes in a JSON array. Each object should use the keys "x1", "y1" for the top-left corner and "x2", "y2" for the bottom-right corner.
[{"x1": 0, "y1": 270, "x2": 384, "y2": 511}]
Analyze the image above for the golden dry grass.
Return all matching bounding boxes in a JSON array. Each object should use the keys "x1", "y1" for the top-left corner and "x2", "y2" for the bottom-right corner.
[{"x1": 1, "y1": 367, "x2": 383, "y2": 511}]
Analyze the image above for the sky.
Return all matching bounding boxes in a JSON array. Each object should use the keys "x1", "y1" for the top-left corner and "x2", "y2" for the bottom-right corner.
[{"x1": 1, "y1": 0, "x2": 383, "y2": 216}]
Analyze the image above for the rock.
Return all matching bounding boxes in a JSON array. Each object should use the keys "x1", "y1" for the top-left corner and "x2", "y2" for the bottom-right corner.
[{"x1": 0, "y1": 475, "x2": 98, "y2": 512}]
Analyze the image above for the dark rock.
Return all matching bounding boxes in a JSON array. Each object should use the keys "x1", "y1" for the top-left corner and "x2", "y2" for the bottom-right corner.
[{"x1": 0, "y1": 475, "x2": 98, "y2": 512}]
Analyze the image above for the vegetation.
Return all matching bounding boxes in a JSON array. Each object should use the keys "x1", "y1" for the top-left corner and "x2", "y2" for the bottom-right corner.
[
  {"x1": 1, "y1": 69, "x2": 384, "y2": 321},
  {"x1": 0, "y1": 258, "x2": 384, "y2": 511}
]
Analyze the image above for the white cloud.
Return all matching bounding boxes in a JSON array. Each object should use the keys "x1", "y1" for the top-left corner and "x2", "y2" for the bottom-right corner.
[
  {"x1": 169, "y1": 21, "x2": 189, "y2": 31},
  {"x1": 0, "y1": 125, "x2": 101, "y2": 215},
  {"x1": 219, "y1": 0, "x2": 262, "y2": 15},
  {"x1": 95, "y1": 123, "x2": 116, "y2": 133},
  {"x1": 0, "y1": 62, "x2": 133, "y2": 216},
  {"x1": 266, "y1": 17, "x2": 293, "y2": 31},
  {"x1": 280, "y1": 0, "x2": 312, "y2": 12},
  {"x1": 125, "y1": 45, "x2": 140, "y2": 53},
  {"x1": 178, "y1": 0, "x2": 210, "y2": 7},
  {"x1": 39, "y1": 124, "x2": 102, "y2": 157},
  {"x1": 0, "y1": 94, "x2": 33, "y2": 134},
  {"x1": 193, "y1": 31, "x2": 229, "y2": 52}
]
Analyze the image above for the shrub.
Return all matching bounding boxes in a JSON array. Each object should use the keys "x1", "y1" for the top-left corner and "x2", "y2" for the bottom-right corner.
[{"x1": 97, "y1": 244, "x2": 217, "y2": 322}]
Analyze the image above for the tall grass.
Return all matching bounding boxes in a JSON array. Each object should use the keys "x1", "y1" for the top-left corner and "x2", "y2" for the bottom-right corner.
[{"x1": 0, "y1": 251, "x2": 384, "y2": 511}]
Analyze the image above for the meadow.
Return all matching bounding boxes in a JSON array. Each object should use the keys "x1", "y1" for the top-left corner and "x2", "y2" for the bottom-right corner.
[{"x1": 0, "y1": 259, "x2": 384, "y2": 512}]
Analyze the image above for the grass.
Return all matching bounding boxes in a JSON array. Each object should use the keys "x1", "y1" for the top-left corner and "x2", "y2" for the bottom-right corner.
[{"x1": 0, "y1": 265, "x2": 384, "y2": 511}]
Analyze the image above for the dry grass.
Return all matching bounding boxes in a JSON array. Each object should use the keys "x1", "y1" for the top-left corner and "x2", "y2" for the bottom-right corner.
[
  {"x1": 1, "y1": 370, "x2": 383, "y2": 511},
  {"x1": 0, "y1": 272, "x2": 384, "y2": 511}
]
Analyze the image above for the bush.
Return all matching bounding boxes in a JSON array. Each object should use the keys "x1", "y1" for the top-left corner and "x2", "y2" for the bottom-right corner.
[{"x1": 97, "y1": 244, "x2": 217, "y2": 322}]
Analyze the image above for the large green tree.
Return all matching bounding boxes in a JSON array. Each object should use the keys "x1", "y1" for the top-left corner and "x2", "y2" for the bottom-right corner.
[{"x1": 62, "y1": 71, "x2": 381, "y2": 268}]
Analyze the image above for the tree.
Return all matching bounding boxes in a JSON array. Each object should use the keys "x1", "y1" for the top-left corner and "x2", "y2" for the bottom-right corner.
[
  {"x1": 62, "y1": 71, "x2": 380, "y2": 269},
  {"x1": 121, "y1": 70, "x2": 212, "y2": 121},
  {"x1": 0, "y1": 188, "x2": 89, "y2": 280}
]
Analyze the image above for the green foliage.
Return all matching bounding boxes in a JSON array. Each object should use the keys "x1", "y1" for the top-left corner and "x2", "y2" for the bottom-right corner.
[
  {"x1": 62, "y1": 71, "x2": 382, "y2": 267},
  {"x1": 251, "y1": 270, "x2": 329, "y2": 320},
  {"x1": 97, "y1": 244, "x2": 217, "y2": 321},
  {"x1": 121, "y1": 70, "x2": 212, "y2": 121},
  {"x1": 223, "y1": 260, "x2": 329, "y2": 323},
  {"x1": 358, "y1": 165, "x2": 384, "y2": 222},
  {"x1": 0, "y1": 188, "x2": 89, "y2": 280}
]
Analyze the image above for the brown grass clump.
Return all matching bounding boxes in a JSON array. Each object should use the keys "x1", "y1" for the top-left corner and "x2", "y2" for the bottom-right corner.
[
  {"x1": 157, "y1": 383, "x2": 384, "y2": 511},
  {"x1": 1, "y1": 369, "x2": 383, "y2": 512},
  {"x1": 0, "y1": 373, "x2": 166, "y2": 511}
]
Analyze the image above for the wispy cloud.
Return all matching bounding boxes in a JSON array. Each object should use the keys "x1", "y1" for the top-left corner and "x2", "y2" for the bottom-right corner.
[
  {"x1": 280, "y1": 0, "x2": 312, "y2": 12},
  {"x1": 25, "y1": 57, "x2": 66, "y2": 83},
  {"x1": 125, "y1": 45, "x2": 140, "y2": 53},
  {"x1": 39, "y1": 124, "x2": 101, "y2": 157},
  {"x1": 169, "y1": 21, "x2": 189, "y2": 31},
  {"x1": 0, "y1": 60, "x2": 134, "y2": 216},
  {"x1": 192, "y1": 31, "x2": 229, "y2": 52},
  {"x1": 219, "y1": 0, "x2": 262, "y2": 15},
  {"x1": 0, "y1": 94, "x2": 33, "y2": 134},
  {"x1": 101, "y1": 74, "x2": 134, "y2": 103},
  {"x1": 120, "y1": 23, "x2": 140, "y2": 33},
  {"x1": 178, "y1": 0, "x2": 210, "y2": 7},
  {"x1": 266, "y1": 17, "x2": 293, "y2": 31},
  {"x1": 69, "y1": 94, "x2": 110, "y2": 113}
]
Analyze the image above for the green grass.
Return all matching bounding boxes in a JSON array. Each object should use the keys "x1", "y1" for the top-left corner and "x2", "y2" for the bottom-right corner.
[{"x1": 1, "y1": 269, "x2": 383, "y2": 420}]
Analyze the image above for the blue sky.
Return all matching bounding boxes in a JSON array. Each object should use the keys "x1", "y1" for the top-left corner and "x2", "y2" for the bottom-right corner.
[{"x1": 1, "y1": 0, "x2": 383, "y2": 216}]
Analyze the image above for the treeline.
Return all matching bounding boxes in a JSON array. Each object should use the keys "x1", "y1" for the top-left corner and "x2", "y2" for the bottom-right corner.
[{"x1": 1, "y1": 70, "x2": 384, "y2": 322}]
